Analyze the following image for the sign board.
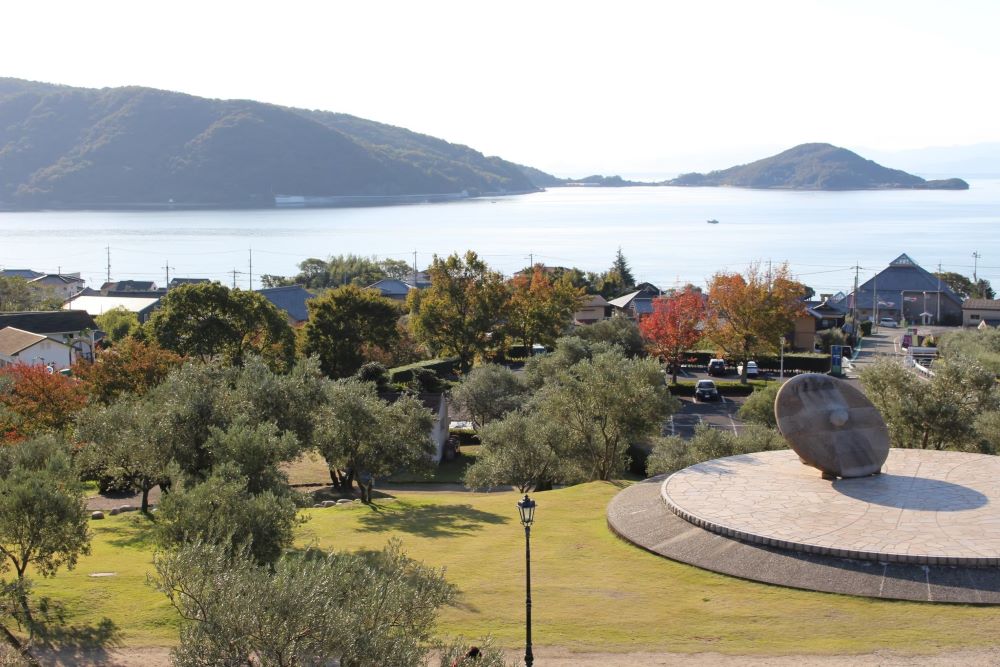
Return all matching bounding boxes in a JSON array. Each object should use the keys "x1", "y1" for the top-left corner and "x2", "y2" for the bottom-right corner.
[
  {"x1": 831, "y1": 344, "x2": 843, "y2": 375},
  {"x1": 901, "y1": 334, "x2": 913, "y2": 349}
]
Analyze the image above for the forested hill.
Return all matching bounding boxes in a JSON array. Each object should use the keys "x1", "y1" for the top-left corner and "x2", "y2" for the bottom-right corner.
[
  {"x1": 666, "y1": 143, "x2": 969, "y2": 190},
  {"x1": 0, "y1": 78, "x2": 551, "y2": 210}
]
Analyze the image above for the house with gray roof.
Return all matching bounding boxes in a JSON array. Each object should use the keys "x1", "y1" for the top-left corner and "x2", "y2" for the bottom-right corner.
[
  {"x1": 962, "y1": 299, "x2": 1000, "y2": 328},
  {"x1": 256, "y1": 285, "x2": 315, "y2": 325},
  {"x1": 0, "y1": 269, "x2": 44, "y2": 280},
  {"x1": 846, "y1": 254, "x2": 963, "y2": 325},
  {"x1": 608, "y1": 283, "x2": 661, "y2": 320},
  {"x1": 29, "y1": 273, "x2": 86, "y2": 300},
  {"x1": 367, "y1": 278, "x2": 416, "y2": 302}
]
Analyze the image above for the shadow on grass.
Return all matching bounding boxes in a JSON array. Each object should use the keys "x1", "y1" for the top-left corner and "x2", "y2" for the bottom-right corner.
[
  {"x1": 356, "y1": 502, "x2": 509, "y2": 537},
  {"x1": 101, "y1": 515, "x2": 158, "y2": 550}
]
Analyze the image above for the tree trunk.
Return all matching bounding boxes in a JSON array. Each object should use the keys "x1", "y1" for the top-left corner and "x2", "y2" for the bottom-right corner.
[
  {"x1": 141, "y1": 485, "x2": 151, "y2": 514},
  {"x1": 362, "y1": 480, "x2": 373, "y2": 504},
  {"x1": 671, "y1": 360, "x2": 679, "y2": 385}
]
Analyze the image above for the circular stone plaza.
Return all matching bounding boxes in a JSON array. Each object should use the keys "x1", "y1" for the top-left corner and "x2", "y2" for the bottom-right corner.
[{"x1": 608, "y1": 448, "x2": 1000, "y2": 604}]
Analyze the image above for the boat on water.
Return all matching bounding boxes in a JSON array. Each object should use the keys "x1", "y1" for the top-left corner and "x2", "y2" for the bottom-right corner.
[{"x1": 706, "y1": 219, "x2": 719, "y2": 224}]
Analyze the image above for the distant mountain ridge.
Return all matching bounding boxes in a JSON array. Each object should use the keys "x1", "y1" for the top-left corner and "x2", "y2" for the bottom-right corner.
[
  {"x1": 0, "y1": 78, "x2": 552, "y2": 210},
  {"x1": 665, "y1": 143, "x2": 969, "y2": 190}
]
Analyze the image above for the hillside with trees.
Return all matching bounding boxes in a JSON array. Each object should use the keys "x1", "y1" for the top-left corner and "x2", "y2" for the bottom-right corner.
[
  {"x1": 666, "y1": 143, "x2": 969, "y2": 190},
  {"x1": 0, "y1": 78, "x2": 548, "y2": 210}
]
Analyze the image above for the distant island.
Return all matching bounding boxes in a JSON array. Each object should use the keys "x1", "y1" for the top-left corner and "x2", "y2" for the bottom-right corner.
[
  {"x1": 664, "y1": 143, "x2": 969, "y2": 191},
  {"x1": 0, "y1": 78, "x2": 558, "y2": 210}
]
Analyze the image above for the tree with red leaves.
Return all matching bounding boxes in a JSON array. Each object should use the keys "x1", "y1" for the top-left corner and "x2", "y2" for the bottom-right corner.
[
  {"x1": 73, "y1": 338, "x2": 184, "y2": 404},
  {"x1": 639, "y1": 287, "x2": 706, "y2": 384},
  {"x1": 0, "y1": 364, "x2": 88, "y2": 441}
]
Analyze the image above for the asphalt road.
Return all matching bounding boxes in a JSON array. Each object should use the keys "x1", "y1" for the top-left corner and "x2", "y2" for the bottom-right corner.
[{"x1": 667, "y1": 394, "x2": 747, "y2": 439}]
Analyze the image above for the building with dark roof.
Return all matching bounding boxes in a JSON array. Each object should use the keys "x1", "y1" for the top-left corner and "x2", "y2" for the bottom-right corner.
[
  {"x1": 100, "y1": 280, "x2": 158, "y2": 294},
  {"x1": 367, "y1": 278, "x2": 416, "y2": 302},
  {"x1": 0, "y1": 269, "x2": 44, "y2": 280},
  {"x1": 256, "y1": 285, "x2": 315, "y2": 324},
  {"x1": 0, "y1": 311, "x2": 98, "y2": 362},
  {"x1": 846, "y1": 254, "x2": 963, "y2": 325},
  {"x1": 168, "y1": 278, "x2": 211, "y2": 289},
  {"x1": 0, "y1": 327, "x2": 74, "y2": 369},
  {"x1": 607, "y1": 284, "x2": 661, "y2": 320},
  {"x1": 29, "y1": 273, "x2": 86, "y2": 299},
  {"x1": 962, "y1": 299, "x2": 1000, "y2": 328}
]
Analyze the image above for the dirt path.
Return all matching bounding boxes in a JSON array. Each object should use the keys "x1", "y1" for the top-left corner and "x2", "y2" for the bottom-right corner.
[{"x1": 38, "y1": 646, "x2": 1000, "y2": 666}]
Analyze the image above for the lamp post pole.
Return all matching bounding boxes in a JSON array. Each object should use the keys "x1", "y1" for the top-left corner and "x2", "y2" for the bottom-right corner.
[
  {"x1": 518, "y1": 495, "x2": 536, "y2": 667},
  {"x1": 779, "y1": 336, "x2": 785, "y2": 379}
]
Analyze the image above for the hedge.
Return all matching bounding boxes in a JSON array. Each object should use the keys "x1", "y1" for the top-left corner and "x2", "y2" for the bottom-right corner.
[
  {"x1": 681, "y1": 350, "x2": 831, "y2": 373},
  {"x1": 388, "y1": 357, "x2": 460, "y2": 383}
]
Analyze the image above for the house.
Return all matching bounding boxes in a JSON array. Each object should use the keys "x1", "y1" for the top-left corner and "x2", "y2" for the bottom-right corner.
[
  {"x1": 607, "y1": 283, "x2": 661, "y2": 320},
  {"x1": 962, "y1": 299, "x2": 1000, "y2": 327},
  {"x1": 0, "y1": 269, "x2": 44, "y2": 280},
  {"x1": 256, "y1": 285, "x2": 314, "y2": 325},
  {"x1": 0, "y1": 310, "x2": 98, "y2": 360},
  {"x1": 63, "y1": 294, "x2": 162, "y2": 323},
  {"x1": 0, "y1": 327, "x2": 74, "y2": 369},
  {"x1": 28, "y1": 273, "x2": 86, "y2": 300},
  {"x1": 806, "y1": 297, "x2": 848, "y2": 330},
  {"x1": 168, "y1": 278, "x2": 211, "y2": 289},
  {"x1": 845, "y1": 254, "x2": 963, "y2": 325},
  {"x1": 368, "y1": 278, "x2": 416, "y2": 302},
  {"x1": 574, "y1": 294, "x2": 611, "y2": 325},
  {"x1": 100, "y1": 280, "x2": 158, "y2": 294}
]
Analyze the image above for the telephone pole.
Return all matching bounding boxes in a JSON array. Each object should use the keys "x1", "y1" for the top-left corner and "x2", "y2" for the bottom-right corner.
[
  {"x1": 248, "y1": 248, "x2": 253, "y2": 291},
  {"x1": 852, "y1": 263, "x2": 860, "y2": 326},
  {"x1": 973, "y1": 251, "x2": 981, "y2": 283},
  {"x1": 230, "y1": 269, "x2": 242, "y2": 288},
  {"x1": 106, "y1": 246, "x2": 112, "y2": 284},
  {"x1": 412, "y1": 251, "x2": 418, "y2": 286},
  {"x1": 163, "y1": 260, "x2": 174, "y2": 290}
]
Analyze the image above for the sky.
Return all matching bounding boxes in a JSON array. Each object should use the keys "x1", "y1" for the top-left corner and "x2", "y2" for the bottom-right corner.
[{"x1": 4, "y1": 0, "x2": 1000, "y2": 177}]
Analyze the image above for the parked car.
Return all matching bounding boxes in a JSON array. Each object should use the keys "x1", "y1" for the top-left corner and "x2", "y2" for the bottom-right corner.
[
  {"x1": 694, "y1": 379, "x2": 720, "y2": 402},
  {"x1": 737, "y1": 361, "x2": 759, "y2": 378},
  {"x1": 879, "y1": 317, "x2": 898, "y2": 328},
  {"x1": 707, "y1": 358, "x2": 727, "y2": 376}
]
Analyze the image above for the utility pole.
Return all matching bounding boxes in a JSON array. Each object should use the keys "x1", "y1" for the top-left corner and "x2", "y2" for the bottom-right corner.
[
  {"x1": 852, "y1": 263, "x2": 860, "y2": 328},
  {"x1": 106, "y1": 246, "x2": 112, "y2": 284},
  {"x1": 412, "y1": 251, "x2": 418, "y2": 286},
  {"x1": 248, "y1": 248, "x2": 253, "y2": 291},
  {"x1": 937, "y1": 262, "x2": 942, "y2": 323},
  {"x1": 163, "y1": 260, "x2": 174, "y2": 290},
  {"x1": 230, "y1": 269, "x2": 241, "y2": 288},
  {"x1": 973, "y1": 251, "x2": 981, "y2": 284}
]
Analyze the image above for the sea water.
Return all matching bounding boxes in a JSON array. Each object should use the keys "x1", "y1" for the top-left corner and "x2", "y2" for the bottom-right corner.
[{"x1": 0, "y1": 182, "x2": 997, "y2": 295}]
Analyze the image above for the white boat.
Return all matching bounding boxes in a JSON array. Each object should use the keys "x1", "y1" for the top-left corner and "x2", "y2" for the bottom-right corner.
[{"x1": 706, "y1": 219, "x2": 719, "y2": 224}]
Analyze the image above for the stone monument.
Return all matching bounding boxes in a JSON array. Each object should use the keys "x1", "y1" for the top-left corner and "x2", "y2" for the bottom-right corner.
[{"x1": 774, "y1": 373, "x2": 889, "y2": 478}]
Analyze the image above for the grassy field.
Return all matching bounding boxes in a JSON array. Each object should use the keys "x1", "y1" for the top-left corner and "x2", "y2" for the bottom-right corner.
[{"x1": 28, "y1": 481, "x2": 1000, "y2": 655}]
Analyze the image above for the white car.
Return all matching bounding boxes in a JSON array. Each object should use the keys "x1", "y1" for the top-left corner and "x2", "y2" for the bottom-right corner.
[
  {"x1": 879, "y1": 317, "x2": 898, "y2": 328},
  {"x1": 737, "y1": 361, "x2": 759, "y2": 378}
]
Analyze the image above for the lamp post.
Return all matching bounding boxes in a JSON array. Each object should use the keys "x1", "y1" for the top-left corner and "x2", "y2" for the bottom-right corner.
[
  {"x1": 779, "y1": 336, "x2": 785, "y2": 379},
  {"x1": 517, "y1": 494, "x2": 536, "y2": 667}
]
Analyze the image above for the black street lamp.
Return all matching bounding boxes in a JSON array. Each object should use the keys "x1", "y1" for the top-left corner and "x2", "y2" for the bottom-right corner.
[{"x1": 517, "y1": 494, "x2": 536, "y2": 667}]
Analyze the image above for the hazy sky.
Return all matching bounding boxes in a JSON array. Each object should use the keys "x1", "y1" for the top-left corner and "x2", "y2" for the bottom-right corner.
[{"x1": 5, "y1": 0, "x2": 999, "y2": 176}]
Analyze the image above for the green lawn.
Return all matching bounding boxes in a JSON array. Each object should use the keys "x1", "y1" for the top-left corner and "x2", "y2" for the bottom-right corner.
[{"x1": 29, "y1": 482, "x2": 1000, "y2": 654}]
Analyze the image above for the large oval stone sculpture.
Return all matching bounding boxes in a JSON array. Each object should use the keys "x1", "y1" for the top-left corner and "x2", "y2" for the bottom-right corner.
[{"x1": 774, "y1": 373, "x2": 889, "y2": 478}]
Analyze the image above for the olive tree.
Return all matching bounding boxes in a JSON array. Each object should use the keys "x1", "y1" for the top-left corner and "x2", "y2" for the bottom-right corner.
[
  {"x1": 313, "y1": 380, "x2": 435, "y2": 502},
  {"x1": 0, "y1": 437, "x2": 89, "y2": 661},
  {"x1": 153, "y1": 539, "x2": 455, "y2": 667},
  {"x1": 450, "y1": 364, "x2": 529, "y2": 431},
  {"x1": 860, "y1": 356, "x2": 1000, "y2": 451}
]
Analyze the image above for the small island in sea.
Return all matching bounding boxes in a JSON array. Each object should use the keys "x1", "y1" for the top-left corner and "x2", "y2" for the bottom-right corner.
[{"x1": 664, "y1": 143, "x2": 969, "y2": 190}]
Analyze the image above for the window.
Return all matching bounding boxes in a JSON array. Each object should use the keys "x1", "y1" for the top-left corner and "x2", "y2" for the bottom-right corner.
[{"x1": 972, "y1": 314, "x2": 981, "y2": 320}]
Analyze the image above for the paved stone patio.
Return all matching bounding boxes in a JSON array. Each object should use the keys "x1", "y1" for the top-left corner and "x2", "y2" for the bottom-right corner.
[
  {"x1": 607, "y1": 476, "x2": 1000, "y2": 604},
  {"x1": 662, "y1": 449, "x2": 1000, "y2": 566}
]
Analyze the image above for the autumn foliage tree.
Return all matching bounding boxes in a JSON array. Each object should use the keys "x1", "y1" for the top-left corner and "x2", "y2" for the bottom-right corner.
[
  {"x1": 506, "y1": 266, "x2": 585, "y2": 352},
  {"x1": 705, "y1": 263, "x2": 807, "y2": 383},
  {"x1": 639, "y1": 287, "x2": 706, "y2": 383},
  {"x1": 73, "y1": 338, "x2": 184, "y2": 404},
  {"x1": 0, "y1": 365, "x2": 88, "y2": 441}
]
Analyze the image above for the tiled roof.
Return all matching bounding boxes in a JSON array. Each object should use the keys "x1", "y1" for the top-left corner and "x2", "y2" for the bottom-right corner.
[
  {"x1": 0, "y1": 269, "x2": 43, "y2": 280},
  {"x1": 367, "y1": 279, "x2": 415, "y2": 297},
  {"x1": 963, "y1": 299, "x2": 1000, "y2": 311},
  {"x1": 0, "y1": 327, "x2": 47, "y2": 356},
  {"x1": 849, "y1": 254, "x2": 962, "y2": 309},
  {"x1": 256, "y1": 285, "x2": 314, "y2": 323},
  {"x1": 63, "y1": 295, "x2": 161, "y2": 316},
  {"x1": 0, "y1": 310, "x2": 97, "y2": 334}
]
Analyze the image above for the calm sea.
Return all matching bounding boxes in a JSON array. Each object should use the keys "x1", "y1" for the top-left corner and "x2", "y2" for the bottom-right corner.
[{"x1": 1, "y1": 182, "x2": 997, "y2": 295}]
